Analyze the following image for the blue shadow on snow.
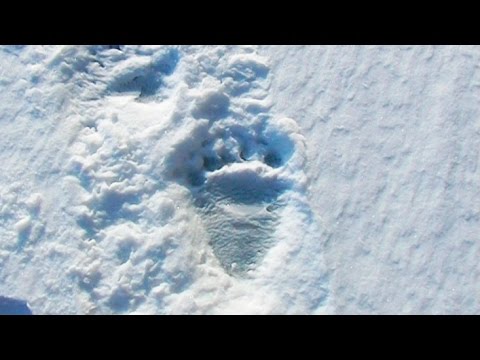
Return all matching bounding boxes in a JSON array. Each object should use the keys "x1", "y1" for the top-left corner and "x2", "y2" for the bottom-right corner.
[{"x1": 0, "y1": 296, "x2": 32, "y2": 315}]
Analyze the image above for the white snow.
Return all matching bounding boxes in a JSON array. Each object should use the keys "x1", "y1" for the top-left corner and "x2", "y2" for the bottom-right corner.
[{"x1": 0, "y1": 45, "x2": 479, "y2": 314}]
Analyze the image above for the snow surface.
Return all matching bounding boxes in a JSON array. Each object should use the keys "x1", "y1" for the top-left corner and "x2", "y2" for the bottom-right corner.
[{"x1": 0, "y1": 45, "x2": 479, "y2": 314}]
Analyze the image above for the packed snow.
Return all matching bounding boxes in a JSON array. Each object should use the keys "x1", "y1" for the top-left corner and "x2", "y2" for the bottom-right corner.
[{"x1": 0, "y1": 45, "x2": 479, "y2": 314}]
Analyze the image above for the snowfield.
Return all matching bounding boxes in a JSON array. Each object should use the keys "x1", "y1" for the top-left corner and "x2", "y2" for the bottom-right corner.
[{"x1": 0, "y1": 45, "x2": 479, "y2": 314}]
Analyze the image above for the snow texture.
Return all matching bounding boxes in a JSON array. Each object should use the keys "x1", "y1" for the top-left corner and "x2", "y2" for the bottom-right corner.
[{"x1": 0, "y1": 45, "x2": 479, "y2": 314}]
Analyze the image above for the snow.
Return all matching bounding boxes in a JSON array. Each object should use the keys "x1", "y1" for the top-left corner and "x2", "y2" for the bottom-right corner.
[{"x1": 0, "y1": 45, "x2": 479, "y2": 314}]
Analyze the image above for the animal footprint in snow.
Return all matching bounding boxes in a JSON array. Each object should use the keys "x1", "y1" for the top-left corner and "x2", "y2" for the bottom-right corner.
[
  {"x1": 105, "y1": 48, "x2": 179, "y2": 100},
  {"x1": 196, "y1": 165, "x2": 289, "y2": 275},
  {"x1": 167, "y1": 116, "x2": 304, "y2": 276}
]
